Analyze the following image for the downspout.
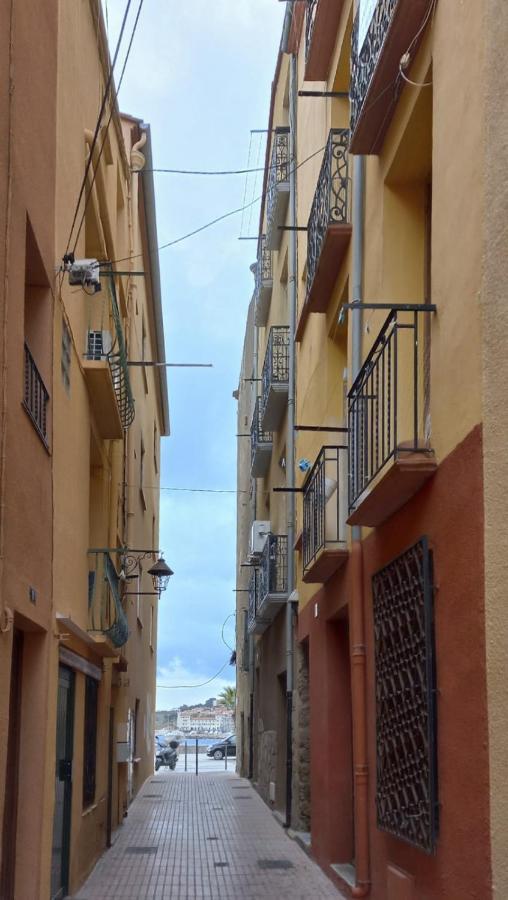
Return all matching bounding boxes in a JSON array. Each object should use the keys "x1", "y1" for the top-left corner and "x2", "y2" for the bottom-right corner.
[
  {"x1": 350, "y1": 154, "x2": 370, "y2": 897},
  {"x1": 249, "y1": 287, "x2": 259, "y2": 781},
  {"x1": 284, "y1": 10, "x2": 298, "y2": 830}
]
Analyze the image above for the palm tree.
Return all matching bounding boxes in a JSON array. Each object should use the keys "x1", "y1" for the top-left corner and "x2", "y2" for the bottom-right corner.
[{"x1": 217, "y1": 686, "x2": 236, "y2": 710}]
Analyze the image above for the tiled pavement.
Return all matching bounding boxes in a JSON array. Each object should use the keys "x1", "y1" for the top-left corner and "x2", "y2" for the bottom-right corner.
[{"x1": 71, "y1": 771, "x2": 343, "y2": 899}]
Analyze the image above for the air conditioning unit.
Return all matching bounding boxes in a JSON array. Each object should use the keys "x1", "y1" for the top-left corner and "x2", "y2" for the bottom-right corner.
[
  {"x1": 86, "y1": 330, "x2": 113, "y2": 360},
  {"x1": 250, "y1": 521, "x2": 270, "y2": 559}
]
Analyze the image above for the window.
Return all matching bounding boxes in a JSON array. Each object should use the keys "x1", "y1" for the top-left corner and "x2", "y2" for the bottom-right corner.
[
  {"x1": 372, "y1": 537, "x2": 438, "y2": 853},
  {"x1": 83, "y1": 676, "x2": 98, "y2": 807},
  {"x1": 61, "y1": 318, "x2": 71, "y2": 392}
]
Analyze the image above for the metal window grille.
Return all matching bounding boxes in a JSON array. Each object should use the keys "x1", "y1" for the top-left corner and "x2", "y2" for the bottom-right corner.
[
  {"x1": 302, "y1": 446, "x2": 347, "y2": 574},
  {"x1": 248, "y1": 570, "x2": 258, "y2": 631},
  {"x1": 250, "y1": 397, "x2": 273, "y2": 466},
  {"x1": 348, "y1": 308, "x2": 433, "y2": 512},
  {"x1": 372, "y1": 537, "x2": 438, "y2": 853},
  {"x1": 83, "y1": 675, "x2": 98, "y2": 807},
  {"x1": 261, "y1": 327, "x2": 290, "y2": 413},
  {"x1": 23, "y1": 343, "x2": 49, "y2": 445},
  {"x1": 258, "y1": 534, "x2": 288, "y2": 603},
  {"x1": 306, "y1": 129, "x2": 350, "y2": 300}
]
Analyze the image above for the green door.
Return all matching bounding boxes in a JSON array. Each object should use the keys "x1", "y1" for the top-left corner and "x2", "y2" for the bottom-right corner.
[{"x1": 50, "y1": 665, "x2": 75, "y2": 900}]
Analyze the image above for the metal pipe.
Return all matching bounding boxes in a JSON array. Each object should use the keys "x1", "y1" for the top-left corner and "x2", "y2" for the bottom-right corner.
[
  {"x1": 284, "y1": 40, "x2": 298, "y2": 832},
  {"x1": 350, "y1": 153, "x2": 370, "y2": 897}
]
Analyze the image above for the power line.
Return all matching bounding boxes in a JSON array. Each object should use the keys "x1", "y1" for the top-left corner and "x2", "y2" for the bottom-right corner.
[
  {"x1": 107, "y1": 142, "x2": 326, "y2": 266},
  {"x1": 71, "y1": 0, "x2": 145, "y2": 254},
  {"x1": 143, "y1": 166, "x2": 267, "y2": 176},
  {"x1": 157, "y1": 659, "x2": 231, "y2": 689},
  {"x1": 65, "y1": 0, "x2": 134, "y2": 255}
]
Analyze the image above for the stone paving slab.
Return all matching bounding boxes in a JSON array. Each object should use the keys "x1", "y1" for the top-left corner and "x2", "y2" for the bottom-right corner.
[{"x1": 71, "y1": 771, "x2": 343, "y2": 899}]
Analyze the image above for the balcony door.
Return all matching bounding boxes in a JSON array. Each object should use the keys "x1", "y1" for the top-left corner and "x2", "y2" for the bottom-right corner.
[{"x1": 50, "y1": 665, "x2": 75, "y2": 900}]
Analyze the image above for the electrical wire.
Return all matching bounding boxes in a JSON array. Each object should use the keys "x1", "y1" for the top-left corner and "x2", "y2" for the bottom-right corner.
[
  {"x1": 157, "y1": 660, "x2": 231, "y2": 689},
  {"x1": 143, "y1": 165, "x2": 268, "y2": 176},
  {"x1": 71, "y1": 0, "x2": 145, "y2": 254},
  {"x1": 221, "y1": 613, "x2": 236, "y2": 653},
  {"x1": 105, "y1": 142, "x2": 326, "y2": 266},
  {"x1": 65, "y1": 0, "x2": 134, "y2": 255}
]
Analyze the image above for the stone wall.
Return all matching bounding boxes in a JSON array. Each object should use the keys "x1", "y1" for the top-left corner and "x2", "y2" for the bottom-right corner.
[{"x1": 257, "y1": 728, "x2": 277, "y2": 804}]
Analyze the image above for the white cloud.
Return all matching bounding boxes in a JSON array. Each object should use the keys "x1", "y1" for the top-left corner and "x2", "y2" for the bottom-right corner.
[{"x1": 156, "y1": 656, "x2": 235, "y2": 710}]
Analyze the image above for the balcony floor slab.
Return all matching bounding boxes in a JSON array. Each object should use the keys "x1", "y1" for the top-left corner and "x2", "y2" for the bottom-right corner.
[
  {"x1": 303, "y1": 546, "x2": 348, "y2": 584},
  {"x1": 261, "y1": 384, "x2": 289, "y2": 432},
  {"x1": 347, "y1": 450, "x2": 437, "y2": 527},
  {"x1": 251, "y1": 443, "x2": 272, "y2": 478}
]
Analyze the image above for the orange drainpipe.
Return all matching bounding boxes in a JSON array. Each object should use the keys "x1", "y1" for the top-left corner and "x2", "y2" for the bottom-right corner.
[{"x1": 350, "y1": 540, "x2": 370, "y2": 897}]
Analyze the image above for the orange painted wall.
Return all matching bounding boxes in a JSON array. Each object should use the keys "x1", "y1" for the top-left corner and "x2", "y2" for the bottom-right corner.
[{"x1": 299, "y1": 425, "x2": 492, "y2": 899}]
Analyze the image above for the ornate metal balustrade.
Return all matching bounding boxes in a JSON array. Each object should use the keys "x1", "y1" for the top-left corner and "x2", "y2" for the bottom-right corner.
[
  {"x1": 106, "y1": 274, "x2": 135, "y2": 429},
  {"x1": 351, "y1": 0, "x2": 398, "y2": 141},
  {"x1": 348, "y1": 308, "x2": 434, "y2": 514},
  {"x1": 88, "y1": 551, "x2": 129, "y2": 649},
  {"x1": 266, "y1": 127, "x2": 290, "y2": 250},
  {"x1": 372, "y1": 537, "x2": 438, "y2": 853},
  {"x1": 258, "y1": 534, "x2": 288, "y2": 608},
  {"x1": 350, "y1": 0, "x2": 431, "y2": 152},
  {"x1": 305, "y1": 0, "x2": 319, "y2": 63},
  {"x1": 250, "y1": 397, "x2": 273, "y2": 478},
  {"x1": 306, "y1": 129, "x2": 350, "y2": 307},
  {"x1": 254, "y1": 235, "x2": 273, "y2": 326},
  {"x1": 23, "y1": 343, "x2": 49, "y2": 445},
  {"x1": 248, "y1": 569, "x2": 258, "y2": 632},
  {"x1": 261, "y1": 326, "x2": 290, "y2": 431},
  {"x1": 302, "y1": 445, "x2": 347, "y2": 580}
]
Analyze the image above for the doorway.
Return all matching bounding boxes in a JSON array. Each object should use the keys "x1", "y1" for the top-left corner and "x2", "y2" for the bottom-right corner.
[
  {"x1": 0, "y1": 630, "x2": 23, "y2": 900},
  {"x1": 50, "y1": 665, "x2": 75, "y2": 900}
]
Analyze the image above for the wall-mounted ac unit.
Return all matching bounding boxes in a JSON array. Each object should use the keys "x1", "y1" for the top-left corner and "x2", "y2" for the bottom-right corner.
[
  {"x1": 250, "y1": 520, "x2": 270, "y2": 559},
  {"x1": 86, "y1": 329, "x2": 113, "y2": 360}
]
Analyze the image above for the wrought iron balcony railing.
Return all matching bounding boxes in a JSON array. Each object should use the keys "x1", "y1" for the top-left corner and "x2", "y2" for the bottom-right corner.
[
  {"x1": 247, "y1": 569, "x2": 267, "y2": 635},
  {"x1": 258, "y1": 534, "x2": 288, "y2": 608},
  {"x1": 250, "y1": 397, "x2": 273, "y2": 478},
  {"x1": 266, "y1": 127, "x2": 290, "y2": 250},
  {"x1": 88, "y1": 551, "x2": 129, "y2": 649},
  {"x1": 305, "y1": 129, "x2": 351, "y2": 311},
  {"x1": 85, "y1": 271, "x2": 135, "y2": 432},
  {"x1": 23, "y1": 343, "x2": 49, "y2": 446},
  {"x1": 348, "y1": 307, "x2": 435, "y2": 516},
  {"x1": 261, "y1": 326, "x2": 290, "y2": 431},
  {"x1": 350, "y1": 0, "x2": 431, "y2": 153},
  {"x1": 303, "y1": 445, "x2": 348, "y2": 581},
  {"x1": 305, "y1": 0, "x2": 318, "y2": 62},
  {"x1": 254, "y1": 235, "x2": 273, "y2": 327}
]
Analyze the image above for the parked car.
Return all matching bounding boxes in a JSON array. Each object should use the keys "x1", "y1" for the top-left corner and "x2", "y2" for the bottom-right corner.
[{"x1": 207, "y1": 734, "x2": 236, "y2": 760}]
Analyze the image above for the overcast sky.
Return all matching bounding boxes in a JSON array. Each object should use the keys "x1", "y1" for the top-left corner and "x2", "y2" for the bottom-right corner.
[{"x1": 103, "y1": 0, "x2": 284, "y2": 709}]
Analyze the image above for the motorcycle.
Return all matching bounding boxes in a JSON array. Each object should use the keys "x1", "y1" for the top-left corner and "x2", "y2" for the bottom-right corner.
[{"x1": 155, "y1": 739, "x2": 179, "y2": 771}]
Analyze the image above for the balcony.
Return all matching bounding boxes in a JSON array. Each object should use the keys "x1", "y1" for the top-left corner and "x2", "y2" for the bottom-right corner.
[
  {"x1": 261, "y1": 326, "x2": 290, "y2": 431},
  {"x1": 305, "y1": 0, "x2": 347, "y2": 81},
  {"x1": 297, "y1": 130, "x2": 351, "y2": 339},
  {"x1": 265, "y1": 127, "x2": 290, "y2": 251},
  {"x1": 303, "y1": 446, "x2": 348, "y2": 583},
  {"x1": 23, "y1": 343, "x2": 49, "y2": 447},
  {"x1": 257, "y1": 534, "x2": 289, "y2": 623},
  {"x1": 254, "y1": 235, "x2": 273, "y2": 327},
  {"x1": 350, "y1": 0, "x2": 432, "y2": 154},
  {"x1": 251, "y1": 397, "x2": 273, "y2": 478},
  {"x1": 348, "y1": 307, "x2": 437, "y2": 527},
  {"x1": 247, "y1": 569, "x2": 270, "y2": 635},
  {"x1": 88, "y1": 551, "x2": 129, "y2": 651},
  {"x1": 83, "y1": 274, "x2": 135, "y2": 439}
]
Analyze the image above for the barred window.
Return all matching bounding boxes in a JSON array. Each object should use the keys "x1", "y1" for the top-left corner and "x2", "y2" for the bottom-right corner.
[
  {"x1": 372, "y1": 537, "x2": 438, "y2": 853},
  {"x1": 83, "y1": 676, "x2": 98, "y2": 807}
]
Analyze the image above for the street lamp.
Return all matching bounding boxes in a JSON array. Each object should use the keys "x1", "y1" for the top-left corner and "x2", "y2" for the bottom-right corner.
[{"x1": 147, "y1": 557, "x2": 174, "y2": 594}]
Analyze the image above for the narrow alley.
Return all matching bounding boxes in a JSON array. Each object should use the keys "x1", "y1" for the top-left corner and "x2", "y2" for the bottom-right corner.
[{"x1": 70, "y1": 772, "x2": 342, "y2": 900}]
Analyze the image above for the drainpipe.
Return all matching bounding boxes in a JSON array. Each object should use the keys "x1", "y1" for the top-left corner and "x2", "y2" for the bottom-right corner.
[
  {"x1": 249, "y1": 287, "x2": 258, "y2": 782},
  {"x1": 284, "y1": 33, "x2": 298, "y2": 830},
  {"x1": 350, "y1": 154, "x2": 370, "y2": 897}
]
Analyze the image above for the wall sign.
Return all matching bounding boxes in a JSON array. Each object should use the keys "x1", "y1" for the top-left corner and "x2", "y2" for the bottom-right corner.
[{"x1": 358, "y1": 0, "x2": 378, "y2": 52}]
